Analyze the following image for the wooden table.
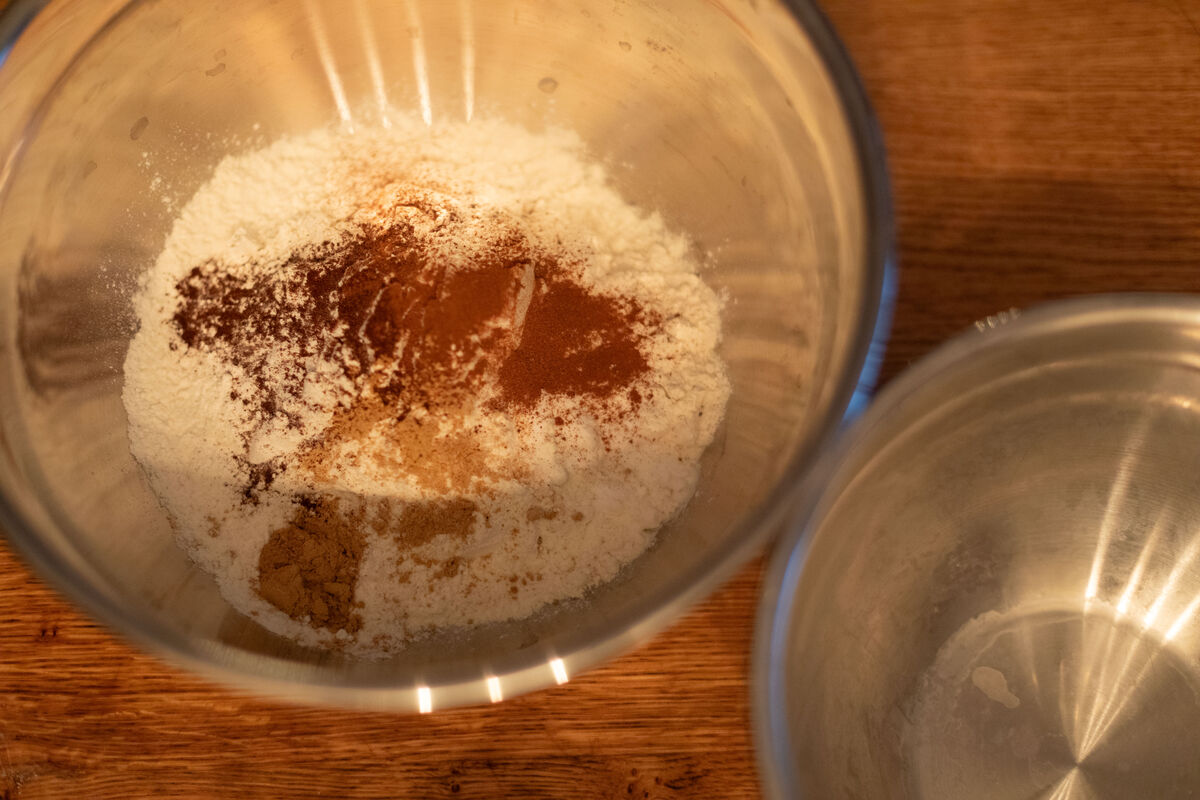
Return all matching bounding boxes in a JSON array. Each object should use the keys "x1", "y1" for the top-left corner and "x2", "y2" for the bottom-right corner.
[{"x1": 5, "y1": 1, "x2": 1200, "y2": 797}]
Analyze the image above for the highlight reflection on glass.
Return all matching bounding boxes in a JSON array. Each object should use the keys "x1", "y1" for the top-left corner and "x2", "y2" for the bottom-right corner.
[
  {"x1": 303, "y1": 0, "x2": 354, "y2": 127},
  {"x1": 354, "y1": 0, "x2": 391, "y2": 127},
  {"x1": 486, "y1": 676, "x2": 502, "y2": 703},
  {"x1": 459, "y1": 0, "x2": 475, "y2": 122},
  {"x1": 549, "y1": 657, "x2": 569, "y2": 685},
  {"x1": 1143, "y1": 521, "x2": 1200, "y2": 632},
  {"x1": 1082, "y1": 419, "x2": 1147, "y2": 607},
  {"x1": 404, "y1": 0, "x2": 433, "y2": 126},
  {"x1": 417, "y1": 686, "x2": 432, "y2": 714}
]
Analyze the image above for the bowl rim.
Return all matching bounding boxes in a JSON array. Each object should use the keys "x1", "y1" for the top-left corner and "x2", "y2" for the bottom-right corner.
[
  {"x1": 0, "y1": 0, "x2": 895, "y2": 711},
  {"x1": 752, "y1": 293, "x2": 1200, "y2": 798}
]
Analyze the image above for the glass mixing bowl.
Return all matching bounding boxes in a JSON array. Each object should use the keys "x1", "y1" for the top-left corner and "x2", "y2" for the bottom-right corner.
[
  {"x1": 756, "y1": 296, "x2": 1200, "y2": 799},
  {"x1": 0, "y1": 0, "x2": 891, "y2": 709}
]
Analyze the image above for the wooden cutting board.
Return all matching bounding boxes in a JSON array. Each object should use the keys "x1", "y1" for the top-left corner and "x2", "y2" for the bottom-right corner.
[{"x1": 5, "y1": 0, "x2": 1200, "y2": 797}]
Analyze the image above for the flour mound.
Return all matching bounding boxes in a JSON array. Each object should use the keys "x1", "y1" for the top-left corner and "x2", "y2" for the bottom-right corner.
[{"x1": 122, "y1": 113, "x2": 730, "y2": 655}]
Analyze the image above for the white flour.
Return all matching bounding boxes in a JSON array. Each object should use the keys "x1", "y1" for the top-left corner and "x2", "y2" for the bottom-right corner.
[{"x1": 122, "y1": 113, "x2": 729, "y2": 655}]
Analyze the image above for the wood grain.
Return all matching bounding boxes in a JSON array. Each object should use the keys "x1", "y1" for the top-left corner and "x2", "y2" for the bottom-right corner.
[
  {"x1": 838, "y1": 0, "x2": 1200, "y2": 382},
  {"x1": 6, "y1": 0, "x2": 1200, "y2": 797},
  {"x1": 0, "y1": 551, "x2": 762, "y2": 799}
]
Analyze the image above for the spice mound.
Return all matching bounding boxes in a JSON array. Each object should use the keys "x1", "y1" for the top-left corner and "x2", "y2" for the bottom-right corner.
[{"x1": 123, "y1": 115, "x2": 730, "y2": 654}]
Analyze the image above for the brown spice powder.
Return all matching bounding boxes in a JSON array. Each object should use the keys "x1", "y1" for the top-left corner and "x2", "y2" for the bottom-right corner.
[
  {"x1": 299, "y1": 390, "x2": 494, "y2": 493},
  {"x1": 172, "y1": 189, "x2": 662, "y2": 633},
  {"x1": 388, "y1": 499, "x2": 480, "y2": 586},
  {"x1": 257, "y1": 495, "x2": 365, "y2": 634},
  {"x1": 172, "y1": 205, "x2": 655, "y2": 438},
  {"x1": 497, "y1": 267, "x2": 658, "y2": 410},
  {"x1": 393, "y1": 498, "x2": 478, "y2": 550}
]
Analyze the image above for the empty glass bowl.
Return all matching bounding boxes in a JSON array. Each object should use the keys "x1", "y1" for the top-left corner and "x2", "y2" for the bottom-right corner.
[{"x1": 757, "y1": 296, "x2": 1200, "y2": 799}]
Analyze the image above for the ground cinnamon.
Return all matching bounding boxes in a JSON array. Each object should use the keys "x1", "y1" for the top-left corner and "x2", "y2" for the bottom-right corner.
[
  {"x1": 173, "y1": 203, "x2": 654, "y2": 429},
  {"x1": 496, "y1": 263, "x2": 656, "y2": 410}
]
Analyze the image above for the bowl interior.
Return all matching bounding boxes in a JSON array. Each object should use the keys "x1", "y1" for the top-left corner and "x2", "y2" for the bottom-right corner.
[
  {"x1": 0, "y1": 0, "x2": 877, "y2": 707},
  {"x1": 763, "y1": 300, "x2": 1200, "y2": 799}
]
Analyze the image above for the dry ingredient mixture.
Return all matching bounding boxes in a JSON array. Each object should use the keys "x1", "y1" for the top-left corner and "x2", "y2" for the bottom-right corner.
[{"x1": 122, "y1": 114, "x2": 729, "y2": 654}]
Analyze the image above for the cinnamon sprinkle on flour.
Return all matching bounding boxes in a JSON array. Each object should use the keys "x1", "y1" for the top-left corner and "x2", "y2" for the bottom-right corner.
[{"x1": 122, "y1": 114, "x2": 730, "y2": 655}]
